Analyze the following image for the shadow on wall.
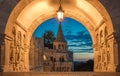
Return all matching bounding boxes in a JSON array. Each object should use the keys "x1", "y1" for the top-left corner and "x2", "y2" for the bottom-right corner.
[{"x1": 0, "y1": 66, "x2": 3, "y2": 72}]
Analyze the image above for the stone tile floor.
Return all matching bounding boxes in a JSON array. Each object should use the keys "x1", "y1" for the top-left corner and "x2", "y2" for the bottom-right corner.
[{"x1": 0, "y1": 72, "x2": 119, "y2": 76}]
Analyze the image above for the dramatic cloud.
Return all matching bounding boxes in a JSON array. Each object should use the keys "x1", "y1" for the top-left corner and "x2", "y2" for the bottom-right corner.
[
  {"x1": 65, "y1": 31, "x2": 91, "y2": 41},
  {"x1": 33, "y1": 17, "x2": 93, "y2": 61},
  {"x1": 65, "y1": 31, "x2": 93, "y2": 53}
]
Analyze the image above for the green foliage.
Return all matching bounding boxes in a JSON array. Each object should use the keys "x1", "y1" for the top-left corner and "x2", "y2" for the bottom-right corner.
[
  {"x1": 74, "y1": 59, "x2": 94, "y2": 71},
  {"x1": 43, "y1": 30, "x2": 55, "y2": 49}
]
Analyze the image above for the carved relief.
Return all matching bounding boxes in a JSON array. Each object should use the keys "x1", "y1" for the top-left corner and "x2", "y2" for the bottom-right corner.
[
  {"x1": 105, "y1": 27, "x2": 108, "y2": 45},
  {"x1": 14, "y1": 31, "x2": 21, "y2": 68},
  {"x1": 9, "y1": 28, "x2": 27, "y2": 72},
  {"x1": 12, "y1": 27, "x2": 16, "y2": 46},
  {"x1": 17, "y1": 31, "x2": 21, "y2": 46},
  {"x1": 100, "y1": 30, "x2": 103, "y2": 43},
  {"x1": 102, "y1": 49, "x2": 105, "y2": 62},
  {"x1": 17, "y1": 31, "x2": 26, "y2": 71},
  {"x1": 107, "y1": 51, "x2": 110, "y2": 64},
  {"x1": 9, "y1": 27, "x2": 16, "y2": 71},
  {"x1": 9, "y1": 43, "x2": 14, "y2": 71},
  {"x1": 105, "y1": 27, "x2": 108, "y2": 38},
  {"x1": 19, "y1": 49, "x2": 25, "y2": 71}
]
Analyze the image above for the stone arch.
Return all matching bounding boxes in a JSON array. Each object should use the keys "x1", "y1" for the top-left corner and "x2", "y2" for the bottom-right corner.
[{"x1": 1, "y1": 0, "x2": 118, "y2": 72}]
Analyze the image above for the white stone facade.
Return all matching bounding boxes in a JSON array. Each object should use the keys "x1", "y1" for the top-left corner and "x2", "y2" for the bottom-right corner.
[
  {"x1": 43, "y1": 47, "x2": 73, "y2": 72},
  {"x1": 29, "y1": 37, "x2": 44, "y2": 72}
]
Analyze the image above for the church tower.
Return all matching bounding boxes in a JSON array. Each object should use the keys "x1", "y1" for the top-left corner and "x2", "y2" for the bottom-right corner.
[
  {"x1": 43, "y1": 22, "x2": 73, "y2": 72},
  {"x1": 53, "y1": 22, "x2": 68, "y2": 51}
]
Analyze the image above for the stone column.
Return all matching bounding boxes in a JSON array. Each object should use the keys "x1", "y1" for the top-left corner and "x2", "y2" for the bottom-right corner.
[
  {"x1": 24, "y1": 43, "x2": 30, "y2": 72},
  {"x1": 94, "y1": 31, "x2": 118, "y2": 72},
  {"x1": 93, "y1": 43, "x2": 98, "y2": 72},
  {"x1": 113, "y1": 32, "x2": 120, "y2": 72},
  {"x1": 0, "y1": 34, "x2": 13, "y2": 72},
  {"x1": 0, "y1": 34, "x2": 5, "y2": 72},
  {"x1": 104, "y1": 33, "x2": 116, "y2": 72}
]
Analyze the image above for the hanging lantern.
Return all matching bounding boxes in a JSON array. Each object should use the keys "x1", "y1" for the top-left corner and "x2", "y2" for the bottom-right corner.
[{"x1": 57, "y1": 0, "x2": 64, "y2": 22}]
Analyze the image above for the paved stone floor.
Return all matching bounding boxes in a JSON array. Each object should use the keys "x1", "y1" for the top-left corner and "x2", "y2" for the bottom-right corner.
[{"x1": 0, "y1": 72, "x2": 120, "y2": 76}]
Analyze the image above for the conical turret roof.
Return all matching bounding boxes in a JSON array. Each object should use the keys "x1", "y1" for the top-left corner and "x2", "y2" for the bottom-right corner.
[{"x1": 54, "y1": 22, "x2": 66, "y2": 42}]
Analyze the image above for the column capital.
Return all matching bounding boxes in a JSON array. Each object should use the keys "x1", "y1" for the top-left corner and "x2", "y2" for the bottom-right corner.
[
  {"x1": 0, "y1": 34, "x2": 13, "y2": 41},
  {"x1": 106, "y1": 32, "x2": 120, "y2": 41}
]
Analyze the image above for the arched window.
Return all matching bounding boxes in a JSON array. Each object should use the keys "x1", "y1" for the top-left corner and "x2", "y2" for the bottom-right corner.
[
  {"x1": 50, "y1": 56, "x2": 53, "y2": 61},
  {"x1": 57, "y1": 67, "x2": 59, "y2": 71},
  {"x1": 54, "y1": 45, "x2": 56, "y2": 49},
  {"x1": 58, "y1": 44, "x2": 61, "y2": 49},
  {"x1": 54, "y1": 58, "x2": 56, "y2": 62},
  {"x1": 62, "y1": 44, "x2": 64, "y2": 49},
  {"x1": 59, "y1": 57, "x2": 61, "y2": 62},
  {"x1": 62, "y1": 57, "x2": 64, "y2": 62},
  {"x1": 60, "y1": 67, "x2": 61, "y2": 72}
]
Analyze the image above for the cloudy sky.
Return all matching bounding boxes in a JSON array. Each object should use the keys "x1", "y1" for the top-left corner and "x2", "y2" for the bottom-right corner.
[{"x1": 33, "y1": 17, "x2": 93, "y2": 61}]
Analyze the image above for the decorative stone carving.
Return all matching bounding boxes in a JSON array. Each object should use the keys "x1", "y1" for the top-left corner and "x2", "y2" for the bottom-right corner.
[
  {"x1": 107, "y1": 51, "x2": 110, "y2": 64},
  {"x1": 9, "y1": 43, "x2": 14, "y2": 63},
  {"x1": 8, "y1": 27, "x2": 16, "y2": 71},
  {"x1": 8, "y1": 28, "x2": 27, "y2": 72},
  {"x1": 19, "y1": 49, "x2": 25, "y2": 71}
]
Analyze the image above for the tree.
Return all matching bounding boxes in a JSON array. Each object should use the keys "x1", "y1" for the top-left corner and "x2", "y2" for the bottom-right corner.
[
  {"x1": 74, "y1": 59, "x2": 94, "y2": 71},
  {"x1": 43, "y1": 30, "x2": 55, "y2": 49},
  {"x1": 86, "y1": 59, "x2": 94, "y2": 71}
]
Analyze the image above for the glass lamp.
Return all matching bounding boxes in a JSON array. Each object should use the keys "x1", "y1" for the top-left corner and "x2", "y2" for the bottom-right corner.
[{"x1": 57, "y1": 0, "x2": 64, "y2": 22}]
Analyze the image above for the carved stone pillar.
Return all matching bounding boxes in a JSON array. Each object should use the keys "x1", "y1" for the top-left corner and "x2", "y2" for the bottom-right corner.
[
  {"x1": 105, "y1": 33, "x2": 116, "y2": 72},
  {"x1": 0, "y1": 34, "x2": 13, "y2": 72},
  {"x1": 24, "y1": 43, "x2": 30, "y2": 72},
  {"x1": 94, "y1": 31, "x2": 118, "y2": 72},
  {"x1": 0, "y1": 34, "x2": 5, "y2": 72}
]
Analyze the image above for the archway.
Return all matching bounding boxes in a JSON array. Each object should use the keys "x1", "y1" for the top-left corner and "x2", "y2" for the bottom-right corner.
[
  {"x1": 32, "y1": 17, "x2": 94, "y2": 72},
  {"x1": 0, "y1": 0, "x2": 117, "y2": 72}
]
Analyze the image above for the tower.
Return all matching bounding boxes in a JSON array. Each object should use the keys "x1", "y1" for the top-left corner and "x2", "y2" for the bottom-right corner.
[
  {"x1": 43, "y1": 22, "x2": 73, "y2": 72},
  {"x1": 53, "y1": 22, "x2": 67, "y2": 51}
]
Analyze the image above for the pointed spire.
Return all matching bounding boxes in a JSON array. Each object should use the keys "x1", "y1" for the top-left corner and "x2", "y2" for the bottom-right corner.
[{"x1": 55, "y1": 22, "x2": 66, "y2": 42}]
